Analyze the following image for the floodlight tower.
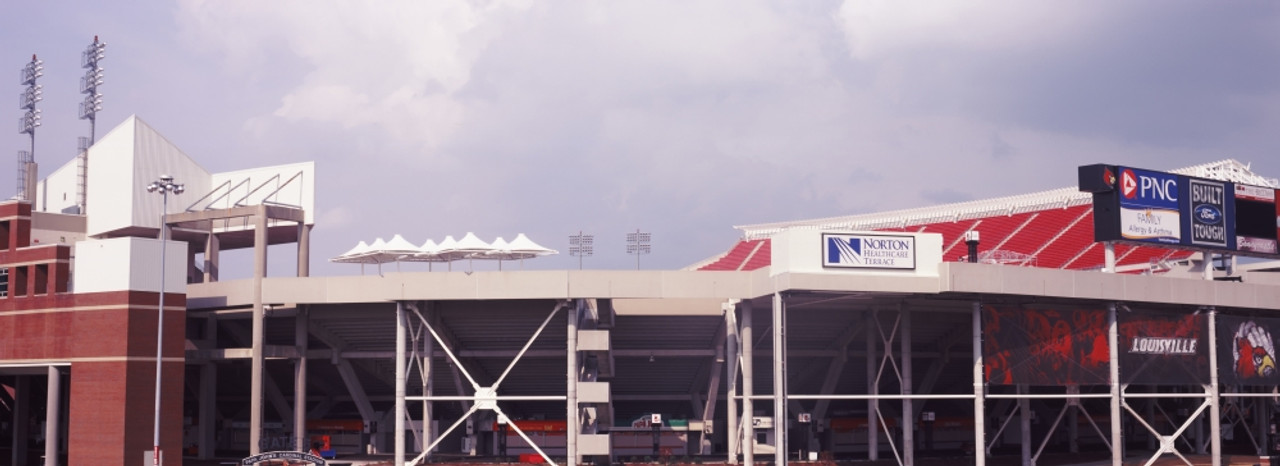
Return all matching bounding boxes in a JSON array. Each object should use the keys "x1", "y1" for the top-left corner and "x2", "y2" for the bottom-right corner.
[
  {"x1": 17, "y1": 54, "x2": 43, "y2": 203},
  {"x1": 78, "y1": 36, "x2": 106, "y2": 214},
  {"x1": 569, "y1": 231, "x2": 594, "y2": 270},
  {"x1": 80, "y1": 36, "x2": 105, "y2": 143},
  {"x1": 626, "y1": 229, "x2": 651, "y2": 270}
]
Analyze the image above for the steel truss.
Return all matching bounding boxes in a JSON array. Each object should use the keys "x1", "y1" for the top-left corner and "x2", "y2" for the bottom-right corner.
[{"x1": 397, "y1": 300, "x2": 573, "y2": 466}]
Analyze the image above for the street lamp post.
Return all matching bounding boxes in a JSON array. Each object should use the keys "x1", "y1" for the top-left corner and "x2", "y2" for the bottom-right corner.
[{"x1": 146, "y1": 175, "x2": 183, "y2": 466}]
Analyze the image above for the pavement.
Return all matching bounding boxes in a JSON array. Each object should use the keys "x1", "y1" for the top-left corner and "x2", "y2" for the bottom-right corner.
[{"x1": 180, "y1": 451, "x2": 1280, "y2": 466}]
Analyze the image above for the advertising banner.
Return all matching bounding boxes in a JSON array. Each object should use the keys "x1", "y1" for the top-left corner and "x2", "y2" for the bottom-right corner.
[
  {"x1": 1218, "y1": 315, "x2": 1280, "y2": 386},
  {"x1": 1234, "y1": 184, "x2": 1279, "y2": 255},
  {"x1": 1117, "y1": 311, "x2": 1208, "y2": 385},
  {"x1": 1185, "y1": 177, "x2": 1232, "y2": 250},
  {"x1": 821, "y1": 233, "x2": 916, "y2": 269},
  {"x1": 1118, "y1": 166, "x2": 1181, "y2": 245},
  {"x1": 983, "y1": 306, "x2": 1110, "y2": 386}
]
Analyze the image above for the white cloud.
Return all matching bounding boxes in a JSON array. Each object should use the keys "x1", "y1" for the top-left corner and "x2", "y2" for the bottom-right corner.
[
  {"x1": 178, "y1": 0, "x2": 530, "y2": 149},
  {"x1": 834, "y1": 0, "x2": 1103, "y2": 60}
]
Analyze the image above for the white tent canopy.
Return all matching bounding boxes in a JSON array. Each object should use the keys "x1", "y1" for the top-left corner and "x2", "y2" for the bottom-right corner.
[{"x1": 332, "y1": 233, "x2": 559, "y2": 271}]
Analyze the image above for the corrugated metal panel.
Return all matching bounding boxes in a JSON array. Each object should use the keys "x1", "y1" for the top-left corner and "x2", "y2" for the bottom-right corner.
[{"x1": 131, "y1": 117, "x2": 212, "y2": 229}]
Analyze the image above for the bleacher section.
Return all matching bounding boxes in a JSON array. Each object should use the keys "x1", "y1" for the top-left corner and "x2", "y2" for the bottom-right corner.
[{"x1": 697, "y1": 160, "x2": 1277, "y2": 273}]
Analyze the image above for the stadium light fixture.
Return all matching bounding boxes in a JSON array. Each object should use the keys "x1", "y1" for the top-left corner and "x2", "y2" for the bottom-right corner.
[
  {"x1": 80, "y1": 36, "x2": 106, "y2": 142},
  {"x1": 626, "y1": 229, "x2": 651, "y2": 270},
  {"x1": 146, "y1": 174, "x2": 183, "y2": 466},
  {"x1": 569, "y1": 231, "x2": 594, "y2": 270}
]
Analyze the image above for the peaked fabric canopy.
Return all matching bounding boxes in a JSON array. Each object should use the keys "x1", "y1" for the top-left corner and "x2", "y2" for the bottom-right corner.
[{"x1": 333, "y1": 233, "x2": 558, "y2": 270}]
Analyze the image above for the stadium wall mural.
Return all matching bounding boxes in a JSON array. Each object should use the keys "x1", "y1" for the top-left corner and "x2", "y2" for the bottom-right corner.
[
  {"x1": 982, "y1": 306, "x2": 1110, "y2": 386},
  {"x1": 1217, "y1": 315, "x2": 1280, "y2": 386},
  {"x1": 1117, "y1": 310, "x2": 1209, "y2": 385}
]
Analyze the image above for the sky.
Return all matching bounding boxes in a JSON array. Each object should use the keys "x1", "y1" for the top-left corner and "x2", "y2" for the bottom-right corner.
[{"x1": 2, "y1": 1, "x2": 1279, "y2": 276}]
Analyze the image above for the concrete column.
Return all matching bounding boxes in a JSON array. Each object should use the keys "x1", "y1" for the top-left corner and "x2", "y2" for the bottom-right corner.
[
  {"x1": 566, "y1": 300, "x2": 579, "y2": 466},
  {"x1": 868, "y1": 315, "x2": 878, "y2": 461},
  {"x1": 200, "y1": 317, "x2": 218, "y2": 459},
  {"x1": 395, "y1": 302, "x2": 407, "y2": 466},
  {"x1": 772, "y1": 293, "x2": 786, "y2": 466},
  {"x1": 972, "y1": 303, "x2": 985, "y2": 466},
  {"x1": 295, "y1": 307, "x2": 309, "y2": 452},
  {"x1": 250, "y1": 208, "x2": 269, "y2": 455},
  {"x1": 1103, "y1": 242, "x2": 1116, "y2": 273},
  {"x1": 726, "y1": 303, "x2": 740, "y2": 463},
  {"x1": 741, "y1": 300, "x2": 754, "y2": 466},
  {"x1": 901, "y1": 306, "x2": 913, "y2": 466},
  {"x1": 1202, "y1": 252, "x2": 1214, "y2": 280},
  {"x1": 1108, "y1": 303, "x2": 1122, "y2": 465},
  {"x1": 297, "y1": 223, "x2": 311, "y2": 277},
  {"x1": 45, "y1": 367, "x2": 60, "y2": 466},
  {"x1": 12, "y1": 375, "x2": 29, "y2": 466},
  {"x1": 204, "y1": 232, "x2": 219, "y2": 283}
]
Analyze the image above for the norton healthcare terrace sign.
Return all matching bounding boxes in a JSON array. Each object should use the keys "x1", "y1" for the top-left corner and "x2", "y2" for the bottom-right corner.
[{"x1": 822, "y1": 233, "x2": 917, "y2": 269}]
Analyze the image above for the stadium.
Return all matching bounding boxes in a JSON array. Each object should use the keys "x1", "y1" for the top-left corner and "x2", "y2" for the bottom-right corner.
[{"x1": 1, "y1": 113, "x2": 1279, "y2": 466}]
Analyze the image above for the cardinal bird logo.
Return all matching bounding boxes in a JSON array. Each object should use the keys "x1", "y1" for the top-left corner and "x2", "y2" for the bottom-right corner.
[{"x1": 1233, "y1": 321, "x2": 1277, "y2": 379}]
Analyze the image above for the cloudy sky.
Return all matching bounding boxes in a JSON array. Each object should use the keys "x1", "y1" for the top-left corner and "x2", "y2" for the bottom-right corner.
[{"x1": 2, "y1": 1, "x2": 1278, "y2": 276}]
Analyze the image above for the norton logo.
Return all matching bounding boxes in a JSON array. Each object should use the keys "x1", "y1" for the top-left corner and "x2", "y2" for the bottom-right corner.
[
  {"x1": 1195, "y1": 205, "x2": 1222, "y2": 224},
  {"x1": 1121, "y1": 169, "x2": 1137, "y2": 199},
  {"x1": 823, "y1": 233, "x2": 916, "y2": 269},
  {"x1": 829, "y1": 237, "x2": 863, "y2": 264}
]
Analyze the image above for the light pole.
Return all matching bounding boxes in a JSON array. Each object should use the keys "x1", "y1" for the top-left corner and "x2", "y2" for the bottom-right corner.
[{"x1": 146, "y1": 175, "x2": 183, "y2": 466}]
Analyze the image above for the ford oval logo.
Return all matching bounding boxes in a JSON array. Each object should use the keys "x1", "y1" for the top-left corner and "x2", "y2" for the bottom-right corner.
[{"x1": 1195, "y1": 205, "x2": 1222, "y2": 225}]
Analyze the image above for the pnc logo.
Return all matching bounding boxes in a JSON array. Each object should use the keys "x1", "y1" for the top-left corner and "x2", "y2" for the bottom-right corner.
[{"x1": 1122, "y1": 169, "x2": 1137, "y2": 199}]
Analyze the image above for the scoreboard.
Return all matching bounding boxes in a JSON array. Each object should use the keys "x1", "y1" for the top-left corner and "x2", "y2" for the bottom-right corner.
[{"x1": 1079, "y1": 164, "x2": 1279, "y2": 258}]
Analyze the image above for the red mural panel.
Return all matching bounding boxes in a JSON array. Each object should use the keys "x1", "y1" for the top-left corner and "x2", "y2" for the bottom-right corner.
[{"x1": 983, "y1": 306, "x2": 1110, "y2": 386}]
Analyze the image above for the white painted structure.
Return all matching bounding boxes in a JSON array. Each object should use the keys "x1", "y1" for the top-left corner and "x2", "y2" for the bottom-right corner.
[
  {"x1": 33, "y1": 115, "x2": 315, "y2": 237},
  {"x1": 73, "y1": 237, "x2": 187, "y2": 294}
]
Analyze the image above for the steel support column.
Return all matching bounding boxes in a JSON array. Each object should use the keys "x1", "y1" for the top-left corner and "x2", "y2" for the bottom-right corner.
[
  {"x1": 726, "y1": 302, "x2": 740, "y2": 463},
  {"x1": 423, "y1": 302, "x2": 435, "y2": 455},
  {"x1": 742, "y1": 300, "x2": 754, "y2": 466},
  {"x1": 1108, "y1": 302, "x2": 1122, "y2": 466},
  {"x1": 396, "y1": 302, "x2": 407, "y2": 466},
  {"x1": 1019, "y1": 385, "x2": 1030, "y2": 466},
  {"x1": 772, "y1": 293, "x2": 786, "y2": 466},
  {"x1": 901, "y1": 306, "x2": 913, "y2": 466},
  {"x1": 45, "y1": 367, "x2": 59, "y2": 466},
  {"x1": 567, "y1": 300, "x2": 579, "y2": 466},
  {"x1": 972, "y1": 302, "x2": 985, "y2": 466},
  {"x1": 250, "y1": 207, "x2": 268, "y2": 455},
  {"x1": 1208, "y1": 308, "x2": 1221, "y2": 466},
  {"x1": 295, "y1": 307, "x2": 309, "y2": 452},
  {"x1": 868, "y1": 317, "x2": 879, "y2": 461}
]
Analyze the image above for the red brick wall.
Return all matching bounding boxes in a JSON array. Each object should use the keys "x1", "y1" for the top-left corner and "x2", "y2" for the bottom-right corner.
[{"x1": 0, "y1": 291, "x2": 188, "y2": 466}]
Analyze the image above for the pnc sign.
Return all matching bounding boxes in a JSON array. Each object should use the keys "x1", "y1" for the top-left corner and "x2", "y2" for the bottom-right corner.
[{"x1": 1117, "y1": 167, "x2": 1181, "y2": 245}]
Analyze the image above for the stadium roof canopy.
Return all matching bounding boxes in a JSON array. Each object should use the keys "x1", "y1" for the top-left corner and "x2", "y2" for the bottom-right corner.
[{"x1": 697, "y1": 159, "x2": 1279, "y2": 273}]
